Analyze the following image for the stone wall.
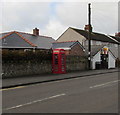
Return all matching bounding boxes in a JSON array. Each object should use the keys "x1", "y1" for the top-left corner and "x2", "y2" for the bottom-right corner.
[
  {"x1": 2, "y1": 61, "x2": 52, "y2": 78},
  {"x1": 2, "y1": 55, "x2": 87, "y2": 78},
  {"x1": 66, "y1": 62, "x2": 87, "y2": 71},
  {"x1": 66, "y1": 55, "x2": 88, "y2": 71}
]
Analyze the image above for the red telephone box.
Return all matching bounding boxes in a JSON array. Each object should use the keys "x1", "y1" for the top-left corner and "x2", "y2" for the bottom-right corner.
[{"x1": 52, "y1": 49, "x2": 66, "y2": 74}]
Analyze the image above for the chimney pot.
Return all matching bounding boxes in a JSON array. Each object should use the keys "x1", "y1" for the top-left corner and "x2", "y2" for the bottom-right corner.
[
  {"x1": 84, "y1": 25, "x2": 92, "y2": 32},
  {"x1": 33, "y1": 28, "x2": 39, "y2": 36},
  {"x1": 115, "y1": 32, "x2": 120, "y2": 37}
]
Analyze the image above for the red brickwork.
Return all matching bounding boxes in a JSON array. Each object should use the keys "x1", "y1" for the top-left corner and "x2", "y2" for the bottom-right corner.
[{"x1": 65, "y1": 44, "x2": 85, "y2": 56}]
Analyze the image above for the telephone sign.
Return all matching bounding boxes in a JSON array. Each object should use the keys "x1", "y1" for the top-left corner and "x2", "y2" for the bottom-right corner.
[{"x1": 52, "y1": 49, "x2": 66, "y2": 74}]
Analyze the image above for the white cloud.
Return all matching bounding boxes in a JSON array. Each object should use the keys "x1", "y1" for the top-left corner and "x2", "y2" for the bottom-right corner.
[
  {"x1": 92, "y1": 2, "x2": 118, "y2": 34},
  {"x1": 55, "y1": 2, "x2": 118, "y2": 35},
  {"x1": 0, "y1": 0, "x2": 118, "y2": 40},
  {"x1": 41, "y1": 18, "x2": 67, "y2": 40},
  {"x1": 1, "y1": 0, "x2": 54, "y2": 2},
  {"x1": 56, "y1": 2, "x2": 87, "y2": 28},
  {"x1": 1, "y1": 2, "x2": 51, "y2": 32}
]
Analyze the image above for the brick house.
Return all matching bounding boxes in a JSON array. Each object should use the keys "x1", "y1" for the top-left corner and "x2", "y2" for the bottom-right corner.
[{"x1": 52, "y1": 41, "x2": 85, "y2": 56}]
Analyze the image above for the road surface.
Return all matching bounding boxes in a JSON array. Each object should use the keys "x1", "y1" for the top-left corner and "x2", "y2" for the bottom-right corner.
[{"x1": 2, "y1": 71, "x2": 119, "y2": 113}]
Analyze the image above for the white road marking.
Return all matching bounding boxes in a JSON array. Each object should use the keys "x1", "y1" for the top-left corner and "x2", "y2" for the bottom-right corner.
[
  {"x1": 90, "y1": 80, "x2": 120, "y2": 89},
  {"x1": 4, "y1": 93, "x2": 66, "y2": 111}
]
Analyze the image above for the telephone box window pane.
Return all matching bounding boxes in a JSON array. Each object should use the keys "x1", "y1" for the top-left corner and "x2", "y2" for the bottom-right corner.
[
  {"x1": 61, "y1": 54, "x2": 65, "y2": 64},
  {"x1": 54, "y1": 54, "x2": 58, "y2": 64}
]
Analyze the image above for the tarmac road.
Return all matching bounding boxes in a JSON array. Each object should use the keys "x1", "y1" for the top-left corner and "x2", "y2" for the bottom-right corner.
[{"x1": 2, "y1": 71, "x2": 119, "y2": 113}]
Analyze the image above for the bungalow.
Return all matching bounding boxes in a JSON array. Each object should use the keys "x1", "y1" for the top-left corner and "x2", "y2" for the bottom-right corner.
[
  {"x1": 52, "y1": 41, "x2": 85, "y2": 56},
  {"x1": 87, "y1": 45, "x2": 116, "y2": 69},
  {"x1": 52, "y1": 41, "x2": 116, "y2": 69},
  {"x1": 0, "y1": 28, "x2": 55, "y2": 51}
]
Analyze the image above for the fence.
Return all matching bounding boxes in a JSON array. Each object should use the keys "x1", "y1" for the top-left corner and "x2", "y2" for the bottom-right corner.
[{"x1": 2, "y1": 50, "x2": 88, "y2": 78}]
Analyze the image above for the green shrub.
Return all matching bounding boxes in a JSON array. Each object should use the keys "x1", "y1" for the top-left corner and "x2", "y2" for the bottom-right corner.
[{"x1": 2, "y1": 49, "x2": 52, "y2": 63}]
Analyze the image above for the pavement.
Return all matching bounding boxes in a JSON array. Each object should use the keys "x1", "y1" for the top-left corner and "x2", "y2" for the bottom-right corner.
[{"x1": 1, "y1": 68, "x2": 119, "y2": 89}]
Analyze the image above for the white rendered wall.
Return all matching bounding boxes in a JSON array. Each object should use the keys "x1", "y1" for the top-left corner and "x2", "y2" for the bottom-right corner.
[
  {"x1": 92, "y1": 51, "x2": 101, "y2": 69},
  {"x1": 108, "y1": 52, "x2": 116, "y2": 69}
]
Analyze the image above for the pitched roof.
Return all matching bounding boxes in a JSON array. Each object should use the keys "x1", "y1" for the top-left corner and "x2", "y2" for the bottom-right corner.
[
  {"x1": 85, "y1": 45, "x2": 116, "y2": 58},
  {"x1": 110, "y1": 36, "x2": 120, "y2": 43},
  {"x1": 85, "y1": 45, "x2": 105, "y2": 57},
  {"x1": 19, "y1": 32, "x2": 55, "y2": 49},
  {"x1": 0, "y1": 32, "x2": 34, "y2": 49},
  {"x1": 0, "y1": 31, "x2": 55, "y2": 49},
  {"x1": 71, "y1": 27, "x2": 119, "y2": 44},
  {"x1": 52, "y1": 41, "x2": 84, "y2": 49},
  {"x1": 0, "y1": 31, "x2": 13, "y2": 39}
]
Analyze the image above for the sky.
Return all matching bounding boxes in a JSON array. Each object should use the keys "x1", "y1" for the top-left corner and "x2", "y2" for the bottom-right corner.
[{"x1": 0, "y1": 0, "x2": 119, "y2": 40}]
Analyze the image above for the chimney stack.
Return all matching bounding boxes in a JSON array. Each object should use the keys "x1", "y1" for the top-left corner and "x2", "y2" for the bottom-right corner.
[
  {"x1": 115, "y1": 32, "x2": 120, "y2": 37},
  {"x1": 84, "y1": 25, "x2": 92, "y2": 32},
  {"x1": 33, "y1": 28, "x2": 39, "y2": 36}
]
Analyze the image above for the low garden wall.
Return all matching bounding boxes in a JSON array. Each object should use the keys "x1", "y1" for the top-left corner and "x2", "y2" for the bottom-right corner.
[
  {"x1": 2, "y1": 50, "x2": 88, "y2": 78},
  {"x1": 2, "y1": 61, "x2": 52, "y2": 78},
  {"x1": 66, "y1": 55, "x2": 88, "y2": 71}
]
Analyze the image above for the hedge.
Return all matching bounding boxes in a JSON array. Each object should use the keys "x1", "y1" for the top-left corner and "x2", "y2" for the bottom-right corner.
[{"x1": 2, "y1": 49, "x2": 52, "y2": 63}]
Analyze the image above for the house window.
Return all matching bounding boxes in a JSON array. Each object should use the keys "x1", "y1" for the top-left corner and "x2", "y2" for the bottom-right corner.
[{"x1": 96, "y1": 41, "x2": 102, "y2": 45}]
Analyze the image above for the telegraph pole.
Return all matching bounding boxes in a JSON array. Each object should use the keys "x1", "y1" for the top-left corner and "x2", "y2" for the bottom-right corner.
[{"x1": 88, "y1": 3, "x2": 92, "y2": 70}]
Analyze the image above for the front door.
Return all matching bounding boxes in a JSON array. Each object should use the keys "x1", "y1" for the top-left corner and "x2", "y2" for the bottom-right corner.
[{"x1": 101, "y1": 54, "x2": 108, "y2": 69}]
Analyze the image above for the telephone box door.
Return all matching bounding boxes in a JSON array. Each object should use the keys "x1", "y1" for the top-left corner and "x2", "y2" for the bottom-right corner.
[{"x1": 52, "y1": 49, "x2": 66, "y2": 74}]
